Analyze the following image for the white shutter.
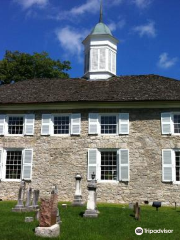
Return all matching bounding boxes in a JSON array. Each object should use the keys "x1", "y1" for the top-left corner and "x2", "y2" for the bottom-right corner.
[
  {"x1": 88, "y1": 149, "x2": 98, "y2": 180},
  {"x1": 119, "y1": 149, "x2": 129, "y2": 181},
  {"x1": 119, "y1": 113, "x2": 129, "y2": 134},
  {"x1": 108, "y1": 49, "x2": 111, "y2": 71},
  {"x1": 89, "y1": 113, "x2": 99, "y2": 134},
  {"x1": 71, "y1": 114, "x2": 81, "y2": 135},
  {"x1": 0, "y1": 149, "x2": 3, "y2": 179},
  {"x1": 91, "y1": 49, "x2": 98, "y2": 71},
  {"x1": 112, "y1": 51, "x2": 116, "y2": 74},
  {"x1": 161, "y1": 113, "x2": 172, "y2": 134},
  {"x1": 0, "y1": 115, "x2": 6, "y2": 135},
  {"x1": 99, "y1": 48, "x2": 106, "y2": 70},
  {"x1": 41, "y1": 114, "x2": 52, "y2": 135},
  {"x1": 22, "y1": 149, "x2": 33, "y2": 180},
  {"x1": 162, "y1": 149, "x2": 173, "y2": 182},
  {"x1": 25, "y1": 114, "x2": 35, "y2": 135}
]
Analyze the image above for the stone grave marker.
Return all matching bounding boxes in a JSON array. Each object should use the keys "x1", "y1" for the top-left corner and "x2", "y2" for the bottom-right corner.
[{"x1": 72, "y1": 174, "x2": 84, "y2": 206}]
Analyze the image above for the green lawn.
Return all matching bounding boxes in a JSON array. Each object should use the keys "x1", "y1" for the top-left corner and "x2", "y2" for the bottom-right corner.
[{"x1": 0, "y1": 201, "x2": 180, "y2": 240}]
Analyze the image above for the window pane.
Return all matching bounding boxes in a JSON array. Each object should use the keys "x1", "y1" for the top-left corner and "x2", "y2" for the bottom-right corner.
[
  {"x1": 6, "y1": 151, "x2": 22, "y2": 179},
  {"x1": 174, "y1": 115, "x2": 180, "y2": 133},
  {"x1": 101, "y1": 116, "x2": 117, "y2": 134},
  {"x1": 8, "y1": 116, "x2": 24, "y2": 134},
  {"x1": 175, "y1": 151, "x2": 180, "y2": 181},
  {"x1": 54, "y1": 116, "x2": 69, "y2": 134},
  {"x1": 101, "y1": 151, "x2": 117, "y2": 180}
]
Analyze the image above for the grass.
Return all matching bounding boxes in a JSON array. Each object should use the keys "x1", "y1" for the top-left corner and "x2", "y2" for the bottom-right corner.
[{"x1": 0, "y1": 201, "x2": 180, "y2": 240}]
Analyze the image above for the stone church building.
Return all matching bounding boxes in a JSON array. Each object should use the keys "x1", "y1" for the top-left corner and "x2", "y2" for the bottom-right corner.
[{"x1": 0, "y1": 7, "x2": 180, "y2": 205}]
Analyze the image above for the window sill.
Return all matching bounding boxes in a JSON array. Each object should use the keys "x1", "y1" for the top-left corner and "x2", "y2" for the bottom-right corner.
[
  {"x1": 1, "y1": 179, "x2": 21, "y2": 182},
  {"x1": 97, "y1": 180, "x2": 118, "y2": 184}
]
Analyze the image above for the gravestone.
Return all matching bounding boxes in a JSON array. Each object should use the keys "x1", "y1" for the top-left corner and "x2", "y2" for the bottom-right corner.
[
  {"x1": 25, "y1": 187, "x2": 32, "y2": 209},
  {"x1": 134, "y1": 202, "x2": 140, "y2": 220},
  {"x1": 29, "y1": 190, "x2": 39, "y2": 210},
  {"x1": 72, "y1": 174, "x2": 84, "y2": 206},
  {"x1": 35, "y1": 185, "x2": 60, "y2": 238},
  {"x1": 12, "y1": 181, "x2": 26, "y2": 212},
  {"x1": 83, "y1": 173, "x2": 98, "y2": 218}
]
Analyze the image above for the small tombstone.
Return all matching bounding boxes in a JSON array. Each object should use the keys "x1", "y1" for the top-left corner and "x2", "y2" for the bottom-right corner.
[
  {"x1": 25, "y1": 217, "x2": 34, "y2": 222},
  {"x1": 83, "y1": 172, "x2": 98, "y2": 218},
  {"x1": 35, "y1": 185, "x2": 60, "y2": 238},
  {"x1": 72, "y1": 174, "x2": 84, "y2": 206},
  {"x1": 62, "y1": 204, "x2": 67, "y2": 208},
  {"x1": 29, "y1": 190, "x2": 39, "y2": 210},
  {"x1": 134, "y1": 202, "x2": 140, "y2": 220}
]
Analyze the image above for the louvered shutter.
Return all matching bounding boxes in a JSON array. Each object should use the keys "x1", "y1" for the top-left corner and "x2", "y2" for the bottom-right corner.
[
  {"x1": 99, "y1": 48, "x2": 106, "y2": 69},
  {"x1": 108, "y1": 49, "x2": 111, "y2": 71},
  {"x1": 112, "y1": 51, "x2": 116, "y2": 74},
  {"x1": 71, "y1": 114, "x2": 81, "y2": 135},
  {"x1": 89, "y1": 113, "x2": 99, "y2": 134},
  {"x1": 25, "y1": 114, "x2": 35, "y2": 135},
  {"x1": 161, "y1": 113, "x2": 172, "y2": 134},
  {"x1": 162, "y1": 149, "x2": 173, "y2": 182},
  {"x1": 119, "y1": 149, "x2": 129, "y2": 181},
  {"x1": 0, "y1": 149, "x2": 3, "y2": 179},
  {"x1": 88, "y1": 149, "x2": 98, "y2": 180},
  {"x1": 119, "y1": 113, "x2": 129, "y2": 134},
  {"x1": 22, "y1": 149, "x2": 33, "y2": 180},
  {"x1": 41, "y1": 114, "x2": 52, "y2": 135},
  {"x1": 91, "y1": 49, "x2": 98, "y2": 70},
  {"x1": 0, "y1": 115, "x2": 6, "y2": 135}
]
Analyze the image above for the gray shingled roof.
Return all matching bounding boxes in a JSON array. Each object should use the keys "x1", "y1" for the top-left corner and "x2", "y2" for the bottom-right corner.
[{"x1": 0, "y1": 74, "x2": 179, "y2": 104}]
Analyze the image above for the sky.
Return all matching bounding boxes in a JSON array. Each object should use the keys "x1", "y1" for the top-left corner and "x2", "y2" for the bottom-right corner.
[{"x1": 0, "y1": 0, "x2": 180, "y2": 80}]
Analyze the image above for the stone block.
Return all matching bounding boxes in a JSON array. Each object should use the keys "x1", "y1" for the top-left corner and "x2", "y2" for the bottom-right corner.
[
  {"x1": 25, "y1": 217, "x2": 34, "y2": 222},
  {"x1": 83, "y1": 210, "x2": 98, "y2": 218},
  {"x1": 35, "y1": 224, "x2": 60, "y2": 238}
]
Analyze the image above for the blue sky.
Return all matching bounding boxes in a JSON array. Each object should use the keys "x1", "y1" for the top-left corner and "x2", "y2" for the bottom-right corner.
[{"x1": 0, "y1": 0, "x2": 180, "y2": 80}]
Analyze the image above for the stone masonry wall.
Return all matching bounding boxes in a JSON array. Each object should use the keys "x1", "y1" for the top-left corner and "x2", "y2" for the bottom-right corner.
[{"x1": 0, "y1": 108, "x2": 180, "y2": 205}]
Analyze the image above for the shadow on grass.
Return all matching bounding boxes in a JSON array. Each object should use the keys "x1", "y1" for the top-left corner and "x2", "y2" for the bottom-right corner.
[{"x1": 79, "y1": 211, "x2": 84, "y2": 217}]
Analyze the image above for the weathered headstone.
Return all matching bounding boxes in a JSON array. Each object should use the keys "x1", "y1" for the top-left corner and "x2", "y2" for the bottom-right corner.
[
  {"x1": 134, "y1": 202, "x2": 140, "y2": 220},
  {"x1": 72, "y1": 174, "x2": 84, "y2": 206},
  {"x1": 35, "y1": 185, "x2": 60, "y2": 238},
  {"x1": 83, "y1": 173, "x2": 98, "y2": 218},
  {"x1": 29, "y1": 190, "x2": 39, "y2": 210},
  {"x1": 25, "y1": 187, "x2": 32, "y2": 209},
  {"x1": 25, "y1": 217, "x2": 34, "y2": 222},
  {"x1": 12, "y1": 181, "x2": 26, "y2": 212}
]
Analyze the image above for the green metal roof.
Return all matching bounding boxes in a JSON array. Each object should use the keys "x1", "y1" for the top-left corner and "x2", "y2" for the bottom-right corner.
[{"x1": 91, "y1": 22, "x2": 112, "y2": 36}]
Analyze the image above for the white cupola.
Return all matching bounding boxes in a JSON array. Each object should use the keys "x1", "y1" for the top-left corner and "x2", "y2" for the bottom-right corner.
[{"x1": 82, "y1": 1, "x2": 119, "y2": 80}]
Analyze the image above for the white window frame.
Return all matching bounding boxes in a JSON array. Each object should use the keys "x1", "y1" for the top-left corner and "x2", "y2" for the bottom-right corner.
[
  {"x1": 98, "y1": 148, "x2": 119, "y2": 183},
  {"x1": 1, "y1": 148, "x2": 23, "y2": 182},
  {"x1": 172, "y1": 113, "x2": 180, "y2": 135},
  {"x1": 6, "y1": 114, "x2": 25, "y2": 136},
  {"x1": 99, "y1": 113, "x2": 118, "y2": 135},
  {"x1": 52, "y1": 114, "x2": 71, "y2": 136},
  {"x1": 173, "y1": 149, "x2": 180, "y2": 184}
]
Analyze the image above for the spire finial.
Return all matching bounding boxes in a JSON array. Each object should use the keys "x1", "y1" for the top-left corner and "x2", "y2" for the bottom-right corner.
[{"x1": 99, "y1": 0, "x2": 103, "y2": 23}]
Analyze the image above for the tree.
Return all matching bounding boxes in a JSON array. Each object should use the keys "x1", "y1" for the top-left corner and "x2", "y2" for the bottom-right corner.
[{"x1": 0, "y1": 51, "x2": 71, "y2": 84}]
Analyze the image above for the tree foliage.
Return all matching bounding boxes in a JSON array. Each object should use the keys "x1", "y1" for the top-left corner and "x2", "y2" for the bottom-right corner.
[{"x1": 0, "y1": 50, "x2": 71, "y2": 84}]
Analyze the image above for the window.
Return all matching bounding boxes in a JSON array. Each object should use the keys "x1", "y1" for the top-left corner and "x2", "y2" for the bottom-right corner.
[
  {"x1": 8, "y1": 116, "x2": 24, "y2": 134},
  {"x1": 88, "y1": 149, "x2": 129, "y2": 182},
  {"x1": 0, "y1": 114, "x2": 35, "y2": 136},
  {"x1": 54, "y1": 116, "x2": 70, "y2": 134},
  {"x1": 161, "y1": 112, "x2": 180, "y2": 135},
  {"x1": 101, "y1": 151, "x2": 117, "y2": 180},
  {"x1": 0, "y1": 149, "x2": 33, "y2": 181},
  {"x1": 89, "y1": 113, "x2": 129, "y2": 135},
  {"x1": 101, "y1": 116, "x2": 117, "y2": 134},
  {"x1": 41, "y1": 114, "x2": 81, "y2": 136},
  {"x1": 6, "y1": 151, "x2": 22, "y2": 179}
]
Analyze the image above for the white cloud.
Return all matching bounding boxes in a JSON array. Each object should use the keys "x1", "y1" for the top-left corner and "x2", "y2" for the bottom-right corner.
[
  {"x1": 14, "y1": 0, "x2": 48, "y2": 9},
  {"x1": 107, "y1": 19, "x2": 126, "y2": 32},
  {"x1": 133, "y1": 21, "x2": 156, "y2": 38},
  {"x1": 157, "y1": 52, "x2": 178, "y2": 69},
  {"x1": 133, "y1": 0, "x2": 152, "y2": 9},
  {"x1": 50, "y1": 0, "x2": 123, "y2": 21},
  {"x1": 55, "y1": 27, "x2": 87, "y2": 62}
]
